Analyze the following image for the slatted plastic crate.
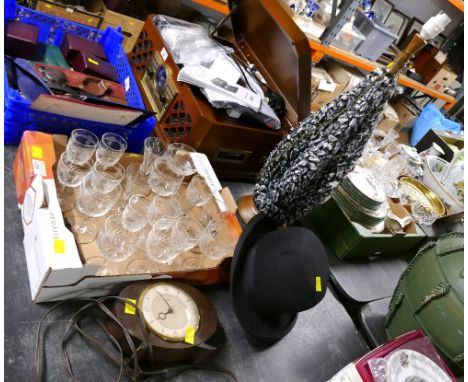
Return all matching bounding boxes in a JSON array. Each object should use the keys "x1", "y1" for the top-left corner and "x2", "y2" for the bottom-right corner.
[{"x1": 4, "y1": 0, "x2": 155, "y2": 152}]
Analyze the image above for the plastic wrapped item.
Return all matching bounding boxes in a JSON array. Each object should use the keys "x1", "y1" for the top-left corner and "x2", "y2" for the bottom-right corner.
[
  {"x1": 369, "y1": 347, "x2": 453, "y2": 381},
  {"x1": 327, "y1": 331, "x2": 457, "y2": 382},
  {"x1": 411, "y1": 103, "x2": 461, "y2": 147},
  {"x1": 154, "y1": 14, "x2": 281, "y2": 129},
  {"x1": 154, "y1": 15, "x2": 233, "y2": 66}
]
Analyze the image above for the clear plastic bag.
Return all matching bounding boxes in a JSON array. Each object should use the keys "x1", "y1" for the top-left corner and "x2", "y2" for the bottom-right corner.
[
  {"x1": 368, "y1": 337, "x2": 455, "y2": 382},
  {"x1": 334, "y1": 14, "x2": 366, "y2": 51},
  {"x1": 411, "y1": 102, "x2": 461, "y2": 147},
  {"x1": 153, "y1": 15, "x2": 233, "y2": 66}
]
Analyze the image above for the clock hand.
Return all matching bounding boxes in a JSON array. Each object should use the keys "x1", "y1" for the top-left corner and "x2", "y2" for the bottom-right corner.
[{"x1": 157, "y1": 292, "x2": 174, "y2": 313}]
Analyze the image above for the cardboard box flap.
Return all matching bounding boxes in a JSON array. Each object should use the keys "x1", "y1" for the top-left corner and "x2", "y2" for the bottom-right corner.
[
  {"x1": 35, "y1": 273, "x2": 152, "y2": 302},
  {"x1": 22, "y1": 175, "x2": 83, "y2": 269},
  {"x1": 228, "y1": 0, "x2": 311, "y2": 125},
  {"x1": 42, "y1": 264, "x2": 101, "y2": 287}
]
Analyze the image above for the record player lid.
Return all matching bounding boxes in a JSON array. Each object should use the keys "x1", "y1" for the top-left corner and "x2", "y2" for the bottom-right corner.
[{"x1": 228, "y1": 0, "x2": 311, "y2": 127}]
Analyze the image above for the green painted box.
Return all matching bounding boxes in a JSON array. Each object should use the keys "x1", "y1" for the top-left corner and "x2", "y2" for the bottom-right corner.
[{"x1": 301, "y1": 197, "x2": 426, "y2": 260}]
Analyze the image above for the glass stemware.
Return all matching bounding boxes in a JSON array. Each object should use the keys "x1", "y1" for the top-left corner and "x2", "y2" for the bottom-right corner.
[
  {"x1": 66, "y1": 129, "x2": 99, "y2": 165},
  {"x1": 145, "y1": 221, "x2": 181, "y2": 265},
  {"x1": 147, "y1": 194, "x2": 184, "y2": 228},
  {"x1": 165, "y1": 143, "x2": 197, "y2": 176},
  {"x1": 140, "y1": 137, "x2": 165, "y2": 175},
  {"x1": 148, "y1": 157, "x2": 184, "y2": 196},
  {"x1": 95, "y1": 132, "x2": 127, "y2": 167},
  {"x1": 73, "y1": 172, "x2": 122, "y2": 244},
  {"x1": 56, "y1": 152, "x2": 92, "y2": 212},
  {"x1": 98, "y1": 213, "x2": 141, "y2": 262},
  {"x1": 123, "y1": 137, "x2": 165, "y2": 200},
  {"x1": 170, "y1": 216, "x2": 203, "y2": 252},
  {"x1": 121, "y1": 194, "x2": 151, "y2": 232},
  {"x1": 185, "y1": 175, "x2": 213, "y2": 207},
  {"x1": 123, "y1": 162, "x2": 151, "y2": 200},
  {"x1": 199, "y1": 218, "x2": 237, "y2": 260},
  {"x1": 91, "y1": 160, "x2": 126, "y2": 194}
]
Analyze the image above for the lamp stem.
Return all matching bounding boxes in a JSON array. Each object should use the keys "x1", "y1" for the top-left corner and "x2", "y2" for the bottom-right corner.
[{"x1": 387, "y1": 33, "x2": 427, "y2": 74}]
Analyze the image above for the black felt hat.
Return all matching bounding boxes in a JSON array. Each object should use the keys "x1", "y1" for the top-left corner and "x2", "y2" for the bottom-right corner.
[{"x1": 230, "y1": 213, "x2": 329, "y2": 343}]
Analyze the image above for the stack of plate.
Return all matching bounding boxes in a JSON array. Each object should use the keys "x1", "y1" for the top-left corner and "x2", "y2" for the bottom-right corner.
[{"x1": 332, "y1": 168, "x2": 388, "y2": 233}]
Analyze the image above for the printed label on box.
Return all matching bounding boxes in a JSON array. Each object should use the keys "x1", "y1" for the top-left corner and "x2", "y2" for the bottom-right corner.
[
  {"x1": 53, "y1": 239, "x2": 65, "y2": 254},
  {"x1": 22, "y1": 188, "x2": 36, "y2": 226},
  {"x1": 32, "y1": 159, "x2": 47, "y2": 177},
  {"x1": 31, "y1": 145, "x2": 43, "y2": 159},
  {"x1": 189, "y1": 153, "x2": 227, "y2": 212}
]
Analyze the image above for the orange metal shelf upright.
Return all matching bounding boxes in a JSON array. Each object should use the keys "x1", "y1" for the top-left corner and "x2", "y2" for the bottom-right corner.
[
  {"x1": 192, "y1": 0, "x2": 229, "y2": 14},
  {"x1": 447, "y1": 0, "x2": 464, "y2": 12}
]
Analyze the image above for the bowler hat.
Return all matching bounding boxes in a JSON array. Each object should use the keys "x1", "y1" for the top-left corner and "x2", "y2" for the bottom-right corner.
[{"x1": 230, "y1": 213, "x2": 329, "y2": 343}]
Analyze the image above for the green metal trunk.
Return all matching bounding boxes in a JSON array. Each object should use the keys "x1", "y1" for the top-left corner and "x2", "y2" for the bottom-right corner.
[{"x1": 386, "y1": 232, "x2": 464, "y2": 376}]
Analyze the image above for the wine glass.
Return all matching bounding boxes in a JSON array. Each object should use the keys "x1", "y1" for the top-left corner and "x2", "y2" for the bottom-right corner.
[
  {"x1": 145, "y1": 220, "x2": 181, "y2": 265},
  {"x1": 185, "y1": 175, "x2": 213, "y2": 207},
  {"x1": 140, "y1": 137, "x2": 165, "y2": 175},
  {"x1": 95, "y1": 132, "x2": 127, "y2": 167},
  {"x1": 199, "y1": 218, "x2": 238, "y2": 260},
  {"x1": 56, "y1": 151, "x2": 92, "y2": 212},
  {"x1": 148, "y1": 193, "x2": 184, "y2": 228},
  {"x1": 90, "y1": 160, "x2": 126, "y2": 194},
  {"x1": 121, "y1": 194, "x2": 151, "y2": 232},
  {"x1": 165, "y1": 143, "x2": 197, "y2": 176},
  {"x1": 98, "y1": 213, "x2": 141, "y2": 262},
  {"x1": 170, "y1": 216, "x2": 203, "y2": 252},
  {"x1": 73, "y1": 172, "x2": 122, "y2": 244},
  {"x1": 148, "y1": 157, "x2": 184, "y2": 196},
  {"x1": 123, "y1": 137, "x2": 165, "y2": 200},
  {"x1": 66, "y1": 129, "x2": 99, "y2": 165}
]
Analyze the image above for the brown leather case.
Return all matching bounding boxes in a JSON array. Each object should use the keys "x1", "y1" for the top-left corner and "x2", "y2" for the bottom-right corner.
[{"x1": 129, "y1": 0, "x2": 310, "y2": 180}]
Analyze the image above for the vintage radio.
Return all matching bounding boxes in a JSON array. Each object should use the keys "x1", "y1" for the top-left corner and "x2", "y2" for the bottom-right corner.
[{"x1": 129, "y1": 0, "x2": 311, "y2": 180}]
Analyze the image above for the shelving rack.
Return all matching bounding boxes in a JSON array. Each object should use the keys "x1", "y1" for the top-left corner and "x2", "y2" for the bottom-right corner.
[
  {"x1": 191, "y1": 0, "x2": 462, "y2": 109},
  {"x1": 448, "y1": 0, "x2": 464, "y2": 12}
]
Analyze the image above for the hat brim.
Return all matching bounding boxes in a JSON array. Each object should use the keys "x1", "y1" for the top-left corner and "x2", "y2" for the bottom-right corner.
[{"x1": 230, "y1": 213, "x2": 298, "y2": 344}]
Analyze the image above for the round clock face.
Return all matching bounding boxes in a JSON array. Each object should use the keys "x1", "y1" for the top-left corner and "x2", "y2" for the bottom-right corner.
[
  {"x1": 154, "y1": 64, "x2": 168, "y2": 92},
  {"x1": 139, "y1": 283, "x2": 200, "y2": 342}
]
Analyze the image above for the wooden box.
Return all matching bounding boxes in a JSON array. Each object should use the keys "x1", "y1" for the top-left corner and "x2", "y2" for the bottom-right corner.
[
  {"x1": 34, "y1": 0, "x2": 103, "y2": 28},
  {"x1": 85, "y1": 0, "x2": 144, "y2": 53}
]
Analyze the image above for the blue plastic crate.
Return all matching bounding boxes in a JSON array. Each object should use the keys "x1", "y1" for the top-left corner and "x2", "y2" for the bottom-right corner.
[{"x1": 4, "y1": 0, "x2": 156, "y2": 152}]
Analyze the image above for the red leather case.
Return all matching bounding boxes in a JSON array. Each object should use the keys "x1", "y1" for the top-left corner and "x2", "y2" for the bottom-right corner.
[
  {"x1": 61, "y1": 33, "x2": 108, "y2": 61},
  {"x1": 70, "y1": 51, "x2": 119, "y2": 82},
  {"x1": 5, "y1": 21, "x2": 39, "y2": 60},
  {"x1": 34, "y1": 63, "x2": 127, "y2": 104}
]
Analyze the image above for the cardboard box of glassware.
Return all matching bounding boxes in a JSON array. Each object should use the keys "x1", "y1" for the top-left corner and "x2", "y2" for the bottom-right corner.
[{"x1": 13, "y1": 131, "x2": 242, "y2": 303}]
